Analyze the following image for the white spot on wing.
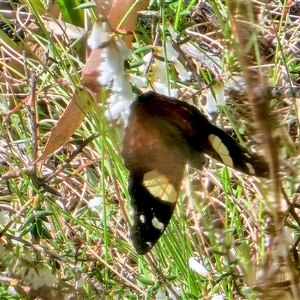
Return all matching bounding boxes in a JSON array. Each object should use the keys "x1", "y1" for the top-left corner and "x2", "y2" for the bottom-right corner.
[
  {"x1": 246, "y1": 162, "x2": 255, "y2": 174},
  {"x1": 244, "y1": 153, "x2": 251, "y2": 159},
  {"x1": 143, "y1": 170, "x2": 178, "y2": 203},
  {"x1": 140, "y1": 215, "x2": 146, "y2": 223},
  {"x1": 152, "y1": 217, "x2": 165, "y2": 231}
]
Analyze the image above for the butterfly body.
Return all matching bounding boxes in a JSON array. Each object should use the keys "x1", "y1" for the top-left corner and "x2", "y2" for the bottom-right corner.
[{"x1": 122, "y1": 91, "x2": 268, "y2": 254}]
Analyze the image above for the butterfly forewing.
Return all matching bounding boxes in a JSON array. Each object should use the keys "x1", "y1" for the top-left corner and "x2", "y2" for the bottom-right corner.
[{"x1": 202, "y1": 126, "x2": 269, "y2": 177}]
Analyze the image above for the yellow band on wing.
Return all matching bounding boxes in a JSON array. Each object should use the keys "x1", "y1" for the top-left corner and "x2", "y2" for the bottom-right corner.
[
  {"x1": 208, "y1": 134, "x2": 233, "y2": 167},
  {"x1": 143, "y1": 170, "x2": 178, "y2": 203}
]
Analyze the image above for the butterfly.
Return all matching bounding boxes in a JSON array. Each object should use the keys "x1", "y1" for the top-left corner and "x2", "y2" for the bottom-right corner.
[{"x1": 122, "y1": 91, "x2": 269, "y2": 255}]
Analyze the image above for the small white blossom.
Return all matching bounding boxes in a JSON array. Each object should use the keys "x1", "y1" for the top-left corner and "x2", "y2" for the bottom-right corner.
[
  {"x1": 156, "y1": 287, "x2": 166, "y2": 299},
  {"x1": 165, "y1": 39, "x2": 179, "y2": 62},
  {"x1": 7, "y1": 286, "x2": 19, "y2": 297},
  {"x1": 0, "y1": 211, "x2": 9, "y2": 225},
  {"x1": 152, "y1": 59, "x2": 167, "y2": 83},
  {"x1": 214, "y1": 83, "x2": 225, "y2": 106},
  {"x1": 166, "y1": 23, "x2": 179, "y2": 40},
  {"x1": 204, "y1": 83, "x2": 225, "y2": 114},
  {"x1": 174, "y1": 60, "x2": 192, "y2": 81},
  {"x1": 128, "y1": 74, "x2": 148, "y2": 88},
  {"x1": 22, "y1": 248, "x2": 34, "y2": 263},
  {"x1": 105, "y1": 95, "x2": 132, "y2": 122},
  {"x1": 112, "y1": 75, "x2": 133, "y2": 95},
  {"x1": 211, "y1": 295, "x2": 225, "y2": 300},
  {"x1": 205, "y1": 90, "x2": 218, "y2": 114},
  {"x1": 284, "y1": 226, "x2": 295, "y2": 245},
  {"x1": 115, "y1": 36, "x2": 132, "y2": 59},
  {"x1": 143, "y1": 52, "x2": 152, "y2": 66},
  {"x1": 152, "y1": 82, "x2": 179, "y2": 98},
  {"x1": 166, "y1": 285, "x2": 181, "y2": 300},
  {"x1": 98, "y1": 63, "x2": 114, "y2": 86},
  {"x1": 21, "y1": 265, "x2": 57, "y2": 289},
  {"x1": 189, "y1": 257, "x2": 210, "y2": 277},
  {"x1": 98, "y1": 46, "x2": 126, "y2": 83},
  {"x1": 88, "y1": 196, "x2": 103, "y2": 212},
  {"x1": 91, "y1": 27, "x2": 135, "y2": 124},
  {"x1": 88, "y1": 21, "x2": 110, "y2": 50}
]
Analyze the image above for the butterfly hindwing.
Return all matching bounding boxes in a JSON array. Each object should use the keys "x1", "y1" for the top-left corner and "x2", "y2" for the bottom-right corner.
[
  {"x1": 122, "y1": 91, "x2": 269, "y2": 254},
  {"x1": 128, "y1": 171, "x2": 178, "y2": 254}
]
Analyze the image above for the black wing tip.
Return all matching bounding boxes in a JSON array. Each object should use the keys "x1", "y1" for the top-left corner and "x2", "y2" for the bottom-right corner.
[
  {"x1": 130, "y1": 218, "x2": 164, "y2": 255},
  {"x1": 238, "y1": 153, "x2": 270, "y2": 178},
  {"x1": 228, "y1": 154, "x2": 269, "y2": 178},
  {"x1": 130, "y1": 230, "x2": 153, "y2": 255}
]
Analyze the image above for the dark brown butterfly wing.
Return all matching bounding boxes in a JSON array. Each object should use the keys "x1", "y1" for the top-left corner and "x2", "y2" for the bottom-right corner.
[
  {"x1": 122, "y1": 91, "x2": 268, "y2": 254},
  {"x1": 122, "y1": 94, "x2": 206, "y2": 254}
]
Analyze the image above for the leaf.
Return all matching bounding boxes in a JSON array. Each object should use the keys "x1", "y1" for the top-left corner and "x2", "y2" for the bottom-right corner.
[
  {"x1": 136, "y1": 277, "x2": 154, "y2": 285},
  {"x1": 35, "y1": 89, "x2": 93, "y2": 163},
  {"x1": 41, "y1": 184, "x2": 63, "y2": 197},
  {"x1": 74, "y1": 2, "x2": 96, "y2": 9},
  {"x1": 81, "y1": 49, "x2": 103, "y2": 92},
  {"x1": 36, "y1": 210, "x2": 54, "y2": 218},
  {"x1": 55, "y1": 0, "x2": 85, "y2": 27},
  {"x1": 42, "y1": 19, "x2": 86, "y2": 40}
]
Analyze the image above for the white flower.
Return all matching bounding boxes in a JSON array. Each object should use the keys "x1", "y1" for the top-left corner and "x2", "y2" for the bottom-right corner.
[
  {"x1": 166, "y1": 285, "x2": 181, "y2": 300},
  {"x1": 120, "y1": 105, "x2": 132, "y2": 124},
  {"x1": 213, "y1": 83, "x2": 225, "y2": 106},
  {"x1": 105, "y1": 95, "x2": 133, "y2": 123},
  {"x1": 128, "y1": 74, "x2": 147, "y2": 88},
  {"x1": 0, "y1": 211, "x2": 9, "y2": 225},
  {"x1": 7, "y1": 286, "x2": 19, "y2": 296},
  {"x1": 88, "y1": 21, "x2": 110, "y2": 50},
  {"x1": 152, "y1": 82, "x2": 179, "y2": 98},
  {"x1": 174, "y1": 60, "x2": 192, "y2": 81},
  {"x1": 166, "y1": 23, "x2": 179, "y2": 40},
  {"x1": 189, "y1": 257, "x2": 210, "y2": 277},
  {"x1": 143, "y1": 52, "x2": 152, "y2": 66},
  {"x1": 112, "y1": 75, "x2": 133, "y2": 95},
  {"x1": 203, "y1": 83, "x2": 225, "y2": 114},
  {"x1": 22, "y1": 248, "x2": 34, "y2": 263},
  {"x1": 211, "y1": 295, "x2": 225, "y2": 300},
  {"x1": 98, "y1": 47, "x2": 126, "y2": 86},
  {"x1": 205, "y1": 89, "x2": 218, "y2": 114},
  {"x1": 115, "y1": 36, "x2": 132, "y2": 59},
  {"x1": 284, "y1": 226, "x2": 295, "y2": 245},
  {"x1": 152, "y1": 59, "x2": 167, "y2": 83},
  {"x1": 21, "y1": 265, "x2": 57, "y2": 289},
  {"x1": 91, "y1": 28, "x2": 135, "y2": 124},
  {"x1": 88, "y1": 196, "x2": 103, "y2": 212},
  {"x1": 156, "y1": 287, "x2": 166, "y2": 299},
  {"x1": 165, "y1": 39, "x2": 178, "y2": 62}
]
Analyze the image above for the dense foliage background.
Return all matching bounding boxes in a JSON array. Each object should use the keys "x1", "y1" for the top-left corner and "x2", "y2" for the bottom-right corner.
[{"x1": 0, "y1": 0, "x2": 300, "y2": 299}]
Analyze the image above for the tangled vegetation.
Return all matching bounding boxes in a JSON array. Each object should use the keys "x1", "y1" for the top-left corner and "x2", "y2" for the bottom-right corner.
[{"x1": 0, "y1": 0, "x2": 300, "y2": 299}]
